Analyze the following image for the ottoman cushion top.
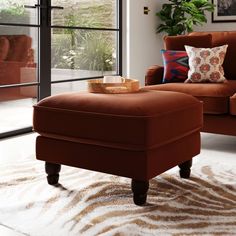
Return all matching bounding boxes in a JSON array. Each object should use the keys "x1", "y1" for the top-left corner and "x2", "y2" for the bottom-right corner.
[{"x1": 33, "y1": 90, "x2": 202, "y2": 150}]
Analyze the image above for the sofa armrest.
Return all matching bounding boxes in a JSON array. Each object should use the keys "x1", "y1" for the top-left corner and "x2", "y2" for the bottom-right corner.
[
  {"x1": 145, "y1": 65, "x2": 164, "y2": 86},
  {"x1": 230, "y1": 93, "x2": 236, "y2": 115}
]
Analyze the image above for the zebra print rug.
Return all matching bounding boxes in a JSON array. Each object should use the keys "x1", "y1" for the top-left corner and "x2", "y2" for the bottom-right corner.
[{"x1": 0, "y1": 155, "x2": 235, "y2": 236}]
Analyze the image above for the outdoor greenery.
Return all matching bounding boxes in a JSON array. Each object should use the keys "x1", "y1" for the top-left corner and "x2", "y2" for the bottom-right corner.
[
  {"x1": 51, "y1": 1, "x2": 116, "y2": 71},
  {"x1": 0, "y1": 0, "x2": 116, "y2": 72},
  {"x1": 156, "y1": 0, "x2": 215, "y2": 36},
  {"x1": 0, "y1": 1, "x2": 28, "y2": 23},
  {"x1": 77, "y1": 32, "x2": 114, "y2": 71},
  {"x1": 51, "y1": 31, "x2": 115, "y2": 71}
]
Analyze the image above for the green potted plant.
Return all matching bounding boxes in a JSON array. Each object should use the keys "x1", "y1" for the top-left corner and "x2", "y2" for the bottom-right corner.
[{"x1": 156, "y1": 0, "x2": 215, "y2": 36}]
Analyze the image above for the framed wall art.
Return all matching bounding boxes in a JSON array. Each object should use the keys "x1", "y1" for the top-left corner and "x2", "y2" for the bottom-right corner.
[{"x1": 212, "y1": 0, "x2": 236, "y2": 22}]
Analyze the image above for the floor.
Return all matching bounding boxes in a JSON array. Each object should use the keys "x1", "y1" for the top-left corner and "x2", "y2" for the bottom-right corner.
[
  {"x1": 0, "y1": 132, "x2": 236, "y2": 235},
  {"x1": 0, "y1": 133, "x2": 37, "y2": 236},
  {"x1": 0, "y1": 99, "x2": 37, "y2": 134}
]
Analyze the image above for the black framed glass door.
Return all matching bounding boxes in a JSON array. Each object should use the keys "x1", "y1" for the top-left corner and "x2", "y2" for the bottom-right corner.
[
  {"x1": 0, "y1": 0, "x2": 40, "y2": 138},
  {"x1": 0, "y1": 0, "x2": 122, "y2": 139}
]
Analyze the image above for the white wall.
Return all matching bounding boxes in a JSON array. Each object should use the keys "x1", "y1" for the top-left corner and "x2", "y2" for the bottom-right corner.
[
  {"x1": 195, "y1": 11, "x2": 236, "y2": 31},
  {"x1": 124, "y1": 0, "x2": 236, "y2": 86},
  {"x1": 124, "y1": 0, "x2": 166, "y2": 85}
]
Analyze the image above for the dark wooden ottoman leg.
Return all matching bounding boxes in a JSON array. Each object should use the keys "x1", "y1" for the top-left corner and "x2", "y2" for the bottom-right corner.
[
  {"x1": 178, "y1": 159, "x2": 192, "y2": 179},
  {"x1": 45, "y1": 162, "x2": 61, "y2": 185},
  {"x1": 131, "y1": 179, "x2": 149, "y2": 206}
]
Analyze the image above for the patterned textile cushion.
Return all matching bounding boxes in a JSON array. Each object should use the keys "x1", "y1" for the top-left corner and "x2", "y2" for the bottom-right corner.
[
  {"x1": 161, "y1": 50, "x2": 189, "y2": 83},
  {"x1": 185, "y1": 45, "x2": 228, "y2": 83},
  {"x1": 0, "y1": 37, "x2": 10, "y2": 61}
]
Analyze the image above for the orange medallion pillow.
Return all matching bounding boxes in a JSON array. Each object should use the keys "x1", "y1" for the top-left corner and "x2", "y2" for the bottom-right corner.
[
  {"x1": 185, "y1": 45, "x2": 228, "y2": 83},
  {"x1": 0, "y1": 37, "x2": 10, "y2": 61}
]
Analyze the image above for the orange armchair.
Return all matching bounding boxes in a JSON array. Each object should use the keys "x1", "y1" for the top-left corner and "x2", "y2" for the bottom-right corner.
[{"x1": 145, "y1": 32, "x2": 236, "y2": 136}]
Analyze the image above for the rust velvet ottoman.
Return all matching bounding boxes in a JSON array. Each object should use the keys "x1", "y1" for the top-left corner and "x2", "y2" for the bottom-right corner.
[{"x1": 33, "y1": 90, "x2": 203, "y2": 205}]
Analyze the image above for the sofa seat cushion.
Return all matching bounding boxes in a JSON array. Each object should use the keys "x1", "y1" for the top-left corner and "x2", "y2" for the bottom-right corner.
[
  {"x1": 144, "y1": 80, "x2": 236, "y2": 114},
  {"x1": 33, "y1": 90, "x2": 202, "y2": 151}
]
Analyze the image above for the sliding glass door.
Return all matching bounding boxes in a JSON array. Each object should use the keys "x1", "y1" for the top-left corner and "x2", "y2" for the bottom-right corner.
[
  {"x1": 0, "y1": 0, "x2": 122, "y2": 138},
  {"x1": 0, "y1": 0, "x2": 39, "y2": 138}
]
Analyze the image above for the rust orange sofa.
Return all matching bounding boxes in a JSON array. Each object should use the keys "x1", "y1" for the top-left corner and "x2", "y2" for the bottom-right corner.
[
  {"x1": 0, "y1": 35, "x2": 36, "y2": 101},
  {"x1": 145, "y1": 31, "x2": 236, "y2": 136}
]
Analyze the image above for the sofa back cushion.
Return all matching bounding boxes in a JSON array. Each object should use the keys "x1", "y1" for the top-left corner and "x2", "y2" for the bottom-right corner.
[
  {"x1": 164, "y1": 34, "x2": 212, "y2": 51},
  {"x1": 0, "y1": 37, "x2": 10, "y2": 61},
  {"x1": 3, "y1": 35, "x2": 32, "y2": 62},
  {"x1": 190, "y1": 31, "x2": 236, "y2": 80}
]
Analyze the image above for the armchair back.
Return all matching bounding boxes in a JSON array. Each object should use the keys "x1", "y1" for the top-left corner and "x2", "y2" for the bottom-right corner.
[
  {"x1": 1, "y1": 35, "x2": 32, "y2": 63},
  {"x1": 164, "y1": 34, "x2": 212, "y2": 51}
]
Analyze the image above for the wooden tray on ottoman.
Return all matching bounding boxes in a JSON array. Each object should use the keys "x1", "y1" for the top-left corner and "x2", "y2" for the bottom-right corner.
[{"x1": 87, "y1": 78, "x2": 140, "y2": 94}]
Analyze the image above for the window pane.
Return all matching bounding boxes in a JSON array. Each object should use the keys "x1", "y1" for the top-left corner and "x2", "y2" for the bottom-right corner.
[
  {"x1": 51, "y1": 29, "x2": 118, "y2": 81},
  {"x1": 0, "y1": 25, "x2": 38, "y2": 86},
  {"x1": 51, "y1": 0, "x2": 117, "y2": 28},
  {"x1": 0, "y1": 0, "x2": 39, "y2": 25},
  {"x1": 51, "y1": 80, "x2": 88, "y2": 95},
  {"x1": 0, "y1": 86, "x2": 37, "y2": 133}
]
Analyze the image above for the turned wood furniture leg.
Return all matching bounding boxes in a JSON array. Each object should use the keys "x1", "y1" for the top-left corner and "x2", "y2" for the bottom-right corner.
[
  {"x1": 131, "y1": 179, "x2": 149, "y2": 206},
  {"x1": 45, "y1": 162, "x2": 61, "y2": 185},
  {"x1": 178, "y1": 159, "x2": 192, "y2": 179}
]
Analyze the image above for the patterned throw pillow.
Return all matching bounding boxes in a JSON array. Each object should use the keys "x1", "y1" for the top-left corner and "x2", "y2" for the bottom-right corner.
[
  {"x1": 161, "y1": 50, "x2": 189, "y2": 83},
  {"x1": 185, "y1": 45, "x2": 228, "y2": 83}
]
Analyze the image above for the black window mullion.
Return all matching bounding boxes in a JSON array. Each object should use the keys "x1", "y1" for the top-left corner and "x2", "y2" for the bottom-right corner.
[
  {"x1": 118, "y1": 0, "x2": 123, "y2": 76},
  {"x1": 39, "y1": 0, "x2": 51, "y2": 100},
  {"x1": 51, "y1": 25, "x2": 119, "y2": 31},
  {"x1": 0, "y1": 128, "x2": 33, "y2": 140},
  {"x1": 0, "y1": 82, "x2": 39, "y2": 89},
  {"x1": 0, "y1": 23, "x2": 39, "y2": 28}
]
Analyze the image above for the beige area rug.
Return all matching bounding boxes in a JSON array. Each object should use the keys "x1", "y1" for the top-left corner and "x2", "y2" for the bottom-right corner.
[{"x1": 0, "y1": 154, "x2": 236, "y2": 236}]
